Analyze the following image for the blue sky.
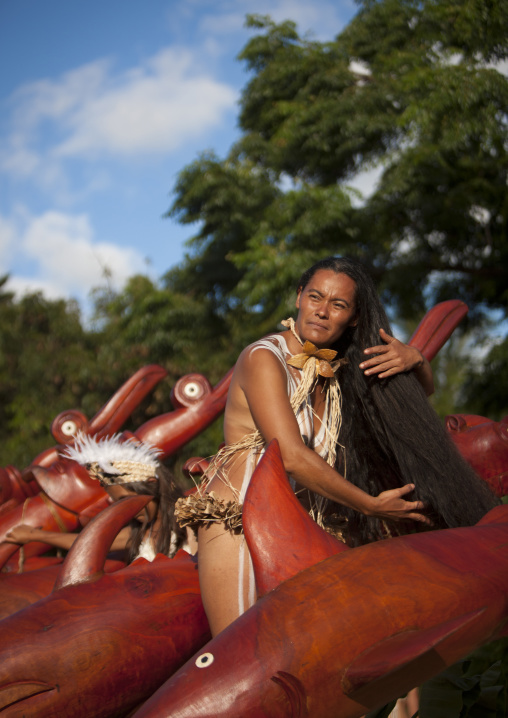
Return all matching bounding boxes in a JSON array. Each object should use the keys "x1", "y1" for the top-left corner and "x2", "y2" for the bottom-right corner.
[{"x1": 0, "y1": 0, "x2": 359, "y2": 317}]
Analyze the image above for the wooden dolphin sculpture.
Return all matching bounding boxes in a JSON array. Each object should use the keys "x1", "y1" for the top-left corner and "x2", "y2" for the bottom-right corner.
[
  {"x1": 132, "y1": 440, "x2": 508, "y2": 718},
  {"x1": 0, "y1": 496, "x2": 211, "y2": 718}
]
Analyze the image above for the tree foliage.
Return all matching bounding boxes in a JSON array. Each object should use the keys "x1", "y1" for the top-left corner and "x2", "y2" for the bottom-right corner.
[
  {"x1": 0, "y1": 281, "x2": 100, "y2": 467},
  {"x1": 460, "y1": 334, "x2": 508, "y2": 418},
  {"x1": 166, "y1": 0, "x2": 508, "y2": 411}
]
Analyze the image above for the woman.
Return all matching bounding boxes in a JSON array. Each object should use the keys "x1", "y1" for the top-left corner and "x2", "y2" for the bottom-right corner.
[
  {"x1": 6, "y1": 433, "x2": 196, "y2": 561},
  {"x1": 177, "y1": 256, "x2": 499, "y2": 635}
]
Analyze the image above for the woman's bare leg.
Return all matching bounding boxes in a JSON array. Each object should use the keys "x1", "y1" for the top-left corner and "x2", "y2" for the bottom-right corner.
[{"x1": 198, "y1": 521, "x2": 256, "y2": 636}]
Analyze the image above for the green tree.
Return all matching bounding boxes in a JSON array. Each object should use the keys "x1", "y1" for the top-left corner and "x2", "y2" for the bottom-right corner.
[
  {"x1": 0, "y1": 283, "x2": 102, "y2": 468},
  {"x1": 460, "y1": 334, "x2": 508, "y2": 419}
]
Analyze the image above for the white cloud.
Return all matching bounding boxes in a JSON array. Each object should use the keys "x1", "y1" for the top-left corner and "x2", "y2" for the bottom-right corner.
[
  {"x1": 201, "y1": 10, "x2": 245, "y2": 36},
  {"x1": 0, "y1": 0, "x2": 351, "y2": 193},
  {"x1": 1, "y1": 209, "x2": 146, "y2": 302},
  {"x1": 5, "y1": 275, "x2": 73, "y2": 303},
  {"x1": 267, "y1": 0, "x2": 352, "y2": 36},
  {"x1": 0, "y1": 145, "x2": 40, "y2": 178},
  {"x1": 12, "y1": 61, "x2": 108, "y2": 132},
  {"x1": 54, "y1": 49, "x2": 237, "y2": 157},
  {"x1": 195, "y1": 0, "x2": 353, "y2": 40},
  {"x1": 22, "y1": 211, "x2": 143, "y2": 292},
  {"x1": 0, "y1": 46, "x2": 237, "y2": 180}
]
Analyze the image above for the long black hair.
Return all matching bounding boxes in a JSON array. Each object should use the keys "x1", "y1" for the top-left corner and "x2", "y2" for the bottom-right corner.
[
  {"x1": 298, "y1": 256, "x2": 499, "y2": 546},
  {"x1": 124, "y1": 464, "x2": 186, "y2": 562}
]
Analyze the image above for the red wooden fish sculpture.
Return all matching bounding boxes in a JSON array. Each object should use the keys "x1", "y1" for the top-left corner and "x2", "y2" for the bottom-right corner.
[
  {"x1": 0, "y1": 458, "x2": 107, "y2": 571},
  {"x1": 132, "y1": 369, "x2": 233, "y2": 457},
  {"x1": 51, "y1": 364, "x2": 168, "y2": 445},
  {"x1": 0, "y1": 495, "x2": 210, "y2": 718},
  {"x1": 19, "y1": 364, "x2": 169, "y2": 474},
  {"x1": 0, "y1": 368, "x2": 233, "y2": 570},
  {"x1": 0, "y1": 465, "x2": 39, "y2": 514},
  {"x1": 0, "y1": 364, "x2": 168, "y2": 561},
  {"x1": 0, "y1": 557, "x2": 125, "y2": 621},
  {"x1": 132, "y1": 441, "x2": 508, "y2": 718},
  {"x1": 406, "y1": 299, "x2": 468, "y2": 360},
  {"x1": 445, "y1": 413, "x2": 508, "y2": 497}
]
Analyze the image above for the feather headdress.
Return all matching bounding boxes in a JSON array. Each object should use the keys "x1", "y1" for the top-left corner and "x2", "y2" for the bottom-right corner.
[{"x1": 63, "y1": 432, "x2": 163, "y2": 486}]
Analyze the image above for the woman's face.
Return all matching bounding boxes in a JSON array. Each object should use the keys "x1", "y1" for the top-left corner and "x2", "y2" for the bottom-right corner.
[
  {"x1": 106, "y1": 484, "x2": 156, "y2": 523},
  {"x1": 295, "y1": 269, "x2": 358, "y2": 348}
]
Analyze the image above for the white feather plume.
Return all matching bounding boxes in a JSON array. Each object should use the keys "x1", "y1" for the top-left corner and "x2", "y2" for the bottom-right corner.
[{"x1": 63, "y1": 432, "x2": 162, "y2": 474}]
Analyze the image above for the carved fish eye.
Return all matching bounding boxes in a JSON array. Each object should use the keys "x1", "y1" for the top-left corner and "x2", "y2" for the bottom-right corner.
[
  {"x1": 195, "y1": 652, "x2": 214, "y2": 668},
  {"x1": 184, "y1": 382, "x2": 201, "y2": 398},
  {"x1": 61, "y1": 420, "x2": 78, "y2": 437}
]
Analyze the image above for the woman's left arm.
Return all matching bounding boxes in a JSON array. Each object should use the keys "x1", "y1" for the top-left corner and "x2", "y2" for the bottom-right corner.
[{"x1": 359, "y1": 328, "x2": 435, "y2": 396}]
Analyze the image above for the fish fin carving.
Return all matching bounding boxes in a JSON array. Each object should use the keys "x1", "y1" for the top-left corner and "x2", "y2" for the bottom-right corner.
[
  {"x1": 408, "y1": 300, "x2": 468, "y2": 361},
  {"x1": 171, "y1": 548, "x2": 197, "y2": 562},
  {"x1": 0, "y1": 681, "x2": 54, "y2": 711},
  {"x1": 271, "y1": 671, "x2": 308, "y2": 717},
  {"x1": 342, "y1": 607, "x2": 487, "y2": 706},
  {"x1": 129, "y1": 550, "x2": 195, "y2": 570},
  {"x1": 243, "y1": 440, "x2": 348, "y2": 597},
  {"x1": 476, "y1": 504, "x2": 508, "y2": 526},
  {"x1": 54, "y1": 496, "x2": 151, "y2": 591},
  {"x1": 129, "y1": 556, "x2": 151, "y2": 567}
]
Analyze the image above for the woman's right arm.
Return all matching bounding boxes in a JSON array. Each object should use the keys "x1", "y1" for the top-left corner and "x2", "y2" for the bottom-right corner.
[
  {"x1": 5, "y1": 524, "x2": 131, "y2": 551},
  {"x1": 237, "y1": 348, "x2": 431, "y2": 525},
  {"x1": 4, "y1": 524, "x2": 78, "y2": 550}
]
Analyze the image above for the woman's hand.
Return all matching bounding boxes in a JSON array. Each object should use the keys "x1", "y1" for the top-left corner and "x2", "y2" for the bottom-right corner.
[
  {"x1": 359, "y1": 328, "x2": 435, "y2": 395},
  {"x1": 4, "y1": 524, "x2": 43, "y2": 544},
  {"x1": 366, "y1": 484, "x2": 432, "y2": 525},
  {"x1": 360, "y1": 328, "x2": 424, "y2": 377}
]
